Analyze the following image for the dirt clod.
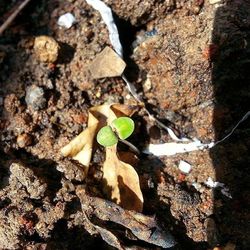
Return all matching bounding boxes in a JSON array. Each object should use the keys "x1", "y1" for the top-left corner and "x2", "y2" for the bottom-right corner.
[
  {"x1": 56, "y1": 159, "x2": 86, "y2": 182},
  {"x1": 0, "y1": 208, "x2": 22, "y2": 249},
  {"x1": 4, "y1": 94, "x2": 20, "y2": 114},
  {"x1": 9, "y1": 162, "x2": 47, "y2": 199}
]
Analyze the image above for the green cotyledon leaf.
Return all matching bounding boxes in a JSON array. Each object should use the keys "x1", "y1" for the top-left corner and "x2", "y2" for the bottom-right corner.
[
  {"x1": 97, "y1": 125, "x2": 118, "y2": 147},
  {"x1": 111, "y1": 117, "x2": 135, "y2": 140}
]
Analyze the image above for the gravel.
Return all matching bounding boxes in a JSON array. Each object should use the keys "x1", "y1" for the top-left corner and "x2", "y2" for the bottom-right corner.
[{"x1": 25, "y1": 85, "x2": 46, "y2": 110}]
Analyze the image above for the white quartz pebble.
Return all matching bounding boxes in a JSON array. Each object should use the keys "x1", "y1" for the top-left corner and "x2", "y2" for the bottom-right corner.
[
  {"x1": 57, "y1": 13, "x2": 76, "y2": 29},
  {"x1": 178, "y1": 160, "x2": 192, "y2": 174}
]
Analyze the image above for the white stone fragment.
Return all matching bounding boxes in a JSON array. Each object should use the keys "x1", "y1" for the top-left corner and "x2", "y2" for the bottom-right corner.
[
  {"x1": 209, "y1": 0, "x2": 222, "y2": 4},
  {"x1": 205, "y1": 177, "x2": 232, "y2": 198},
  {"x1": 205, "y1": 177, "x2": 223, "y2": 188},
  {"x1": 144, "y1": 141, "x2": 214, "y2": 156},
  {"x1": 192, "y1": 182, "x2": 202, "y2": 191},
  {"x1": 57, "y1": 13, "x2": 76, "y2": 29},
  {"x1": 178, "y1": 160, "x2": 192, "y2": 174},
  {"x1": 143, "y1": 76, "x2": 152, "y2": 91}
]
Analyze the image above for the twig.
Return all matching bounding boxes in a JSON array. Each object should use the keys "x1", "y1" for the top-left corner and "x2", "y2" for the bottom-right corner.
[{"x1": 0, "y1": 0, "x2": 32, "y2": 36}]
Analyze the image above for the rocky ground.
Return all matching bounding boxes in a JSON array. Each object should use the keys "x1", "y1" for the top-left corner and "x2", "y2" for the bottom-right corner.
[{"x1": 0, "y1": 0, "x2": 249, "y2": 249}]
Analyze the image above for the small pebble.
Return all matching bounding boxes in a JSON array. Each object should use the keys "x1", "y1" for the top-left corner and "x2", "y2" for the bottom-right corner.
[
  {"x1": 57, "y1": 13, "x2": 76, "y2": 29},
  {"x1": 34, "y1": 36, "x2": 60, "y2": 63},
  {"x1": 89, "y1": 47, "x2": 126, "y2": 79},
  {"x1": 192, "y1": 182, "x2": 202, "y2": 191},
  {"x1": 25, "y1": 85, "x2": 46, "y2": 110},
  {"x1": 17, "y1": 133, "x2": 32, "y2": 148},
  {"x1": 145, "y1": 28, "x2": 157, "y2": 37},
  {"x1": 71, "y1": 112, "x2": 87, "y2": 124},
  {"x1": 143, "y1": 77, "x2": 152, "y2": 91},
  {"x1": 125, "y1": 94, "x2": 131, "y2": 99},
  {"x1": 209, "y1": 0, "x2": 221, "y2": 4},
  {"x1": 205, "y1": 177, "x2": 223, "y2": 188},
  {"x1": 4, "y1": 93, "x2": 20, "y2": 114},
  {"x1": 177, "y1": 173, "x2": 186, "y2": 182},
  {"x1": 178, "y1": 160, "x2": 192, "y2": 174}
]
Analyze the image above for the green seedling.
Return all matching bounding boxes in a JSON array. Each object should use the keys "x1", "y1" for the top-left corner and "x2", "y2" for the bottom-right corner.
[{"x1": 97, "y1": 117, "x2": 135, "y2": 147}]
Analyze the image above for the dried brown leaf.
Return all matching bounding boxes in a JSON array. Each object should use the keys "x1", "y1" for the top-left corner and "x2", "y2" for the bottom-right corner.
[
  {"x1": 81, "y1": 210, "x2": 124, "y2": 250},
  {"x1": 61, "y1": 104, "x2": 143, "y2": 212},
  {"x1": 103, "y1": 145, "x2": 143, "y2": 212},
  {"x1": 111, "y1": 104, "x2": 138, "y2": 117},
  {"x1": 77, "y1": 187, "x2": 176, "y2": 249},
  {"x1": 61, "y1": 112, "x2": 99, "y2": 178},
  {"x1": 95, "y1": 225, "x2": 124, "y2": 250}
]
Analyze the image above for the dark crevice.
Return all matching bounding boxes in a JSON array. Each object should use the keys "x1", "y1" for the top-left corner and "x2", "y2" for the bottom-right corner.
[
  {"x1": 113, "y1": 13, "x2": 146, "y2": 84},
  {"x1": 113, "y1": 13, "x2": 144, "y2": 61}
]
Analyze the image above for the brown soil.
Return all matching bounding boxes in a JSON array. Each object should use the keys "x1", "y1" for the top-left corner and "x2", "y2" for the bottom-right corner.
[{"x1": 0, "y1": 0, "x2": 249, "y2": 249}]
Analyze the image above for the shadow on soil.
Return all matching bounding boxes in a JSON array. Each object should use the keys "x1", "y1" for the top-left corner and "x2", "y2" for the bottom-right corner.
[
  {"x1": 48, "y1": 219, "x2": 112, "y2": 250},
  {"x1": 137, "y1": 155, "x2": 209, "y2": 250},
  {"x1": 210, "y1": 1, "x2": 250, "y2": 249}
]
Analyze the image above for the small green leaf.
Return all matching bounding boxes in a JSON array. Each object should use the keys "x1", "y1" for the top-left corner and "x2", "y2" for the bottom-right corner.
[
  {"x1": 112, "y1": 117, "x2": 135, "y2": 140},
  {"x1": 97, "y1": 125, "x2": 118, "y2": 147}
]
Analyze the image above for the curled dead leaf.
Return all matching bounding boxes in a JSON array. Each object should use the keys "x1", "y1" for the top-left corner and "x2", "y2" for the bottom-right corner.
[
  {"x1": 61, "y1": 112, "x2": 99, "y2": 179},
  {"x1": 111, "y1": 104, "x2": 138, "y2": 117},
  {"x1": 77, "y1": 187, "x2": 176, "y2": 249},
  {"x1": 82, "y1": 211, "x2": 124, "y2": 250},
  {"x1": 94, "y1": 225, "x2": 124, "y2": 250}
]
